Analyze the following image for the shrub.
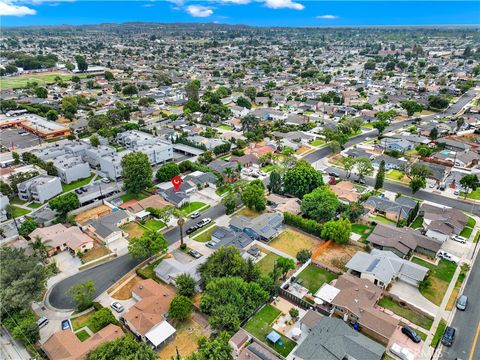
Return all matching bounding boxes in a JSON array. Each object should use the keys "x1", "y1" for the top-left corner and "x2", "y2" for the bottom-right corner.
[
  {"x1": 284, "y1": 212, "x2": 323, "y2": 238},
  {"x1": 296, "y1": 249, "x2": 312, "y2": 264}
]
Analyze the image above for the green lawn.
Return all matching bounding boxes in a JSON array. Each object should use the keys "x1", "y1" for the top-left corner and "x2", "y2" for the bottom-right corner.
[
  {"x1": 386, "y1": 169, "x2": 406, "y2": 181},
  {"x1": 0, "y1": 72, "x2": 86, "y2": 89},
  {"x1": 137, "y1": 258, "x2": 162, "y2": 280},
  {"x1": 474, "y1": 231, "x2": 480, "y2": 243},
  {"x1": 61, "y1": 174, "x2": 96, "y2": 193},
  {"x1": 76, "y1": 329, "x2": 90, "y2": 342},
  {"x1": 215, "y1": 185, "x2": 232, "y2": 196},
  {"x1": 369, "y1": 215, "x2": 396, "y2": 225},
  {"x1": 296, "y1": 264, "x2": 338, "y2": 294},
  {"x1": 188, "y1": 221, "x2": 216, "y2": 238},
  {"x1": 410, "y1": 216, "x2": 424, "y2": 229},
  {"x1": 351, "y1": 224, "x2": 374, "y2": 241},
  {"x1": 71, "y1": 310, "x2": 97, "y2": 331},
  {"x1": 143, "y1": 219, "x2": 166, "y2": 232},
  {"x1": 11, "y1": 197, "x2": 28, "y2": 205},
  {"x1": 120, "y1": 192, "x2": 148, "y2": 203},
  {"x1": 431, "y1": 319, "x2": 447, "y2": 347},
  {"x1": 27, "y1": 202, "x2": 43, "y2": 209},
  {"x1": 218, "y1": 124, "x2": 232, "y2": 131},
  {"x1": 10, "y1": 206, "x2": 31, "y2": 218},
  {"x1": 256, "y1": 251, "x2": 280, "y2": 276},
  {"x1": 310, "y1": 139, "x2": 326, "y2": 147},
  {"x1": 244, "y1": 305, "x2": 297, "y2": 357},
  {"x1": 460, "y1": 226, "x2": 474, "y2": 239},
  {"x1": 261, "y1": 164, "x2": 282, "y2": 173},
  {"x1": 192, "y1": 225, "x2": 218, "y2": 243},
  {"x1": 378, "y1": 296, "x2": 433, "y2": 330},
  {"x1": 466, "y1": 216, "x2": 476, "y2": 228},
  {"x1": 180, "y1": 202, "x2": 208, "y2": 216},
  {"x1": 461, "y1": 189, "x2": 480, "y2": 200}
]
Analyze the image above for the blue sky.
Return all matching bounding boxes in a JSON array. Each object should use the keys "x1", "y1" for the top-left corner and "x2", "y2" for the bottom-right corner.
[{"x1": 1, "y1": 1, "x2": 479, "y2": 27}]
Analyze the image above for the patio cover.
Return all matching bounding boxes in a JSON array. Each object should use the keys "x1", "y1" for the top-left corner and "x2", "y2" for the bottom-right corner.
[
  {"x1": 267, "y1": 331, "x2": 281, "y2": 344},
  {"x1": 145, "y1": 321, "x2": 176, "y2": 347},
  {"x1": 314, "y1": 283, "x2": 340, "y2": 304}
]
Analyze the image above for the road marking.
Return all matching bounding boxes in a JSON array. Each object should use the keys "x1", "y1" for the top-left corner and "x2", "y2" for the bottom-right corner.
[{"x1": 469, "y1": 321, "x2": 480, "y2": 360}]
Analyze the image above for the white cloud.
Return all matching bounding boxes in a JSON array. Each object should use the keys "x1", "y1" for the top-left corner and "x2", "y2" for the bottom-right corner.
[
  {"x1": 263, "y1": 0, "x2": 303, "y2": 10},
  {"x1": 142, "y1": 3, "x2": 154, "y2": 7},
  {"x1": 0, "y1": 1, "x2": 36, "y2": 16},
  {"x1": 166, "y1": 0, "x2": 184, "y2": 6},
  {"x1": 186, "y1": 4, "x2": 213, "y2": 17},
  {"x1": 217, "y1": 0, "x2": 251, "y2": 4},
  {"x1": 316, "y1": 14, "x2": 338, "y2": 19}
]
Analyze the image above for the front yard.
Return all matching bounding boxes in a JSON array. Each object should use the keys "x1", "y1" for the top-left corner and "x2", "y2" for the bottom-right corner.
[
  {"x1": 461, "y1": 188, "x2": 480, "y2": 200},
  {"x1": 143, "y1": 219, "x2": 166, "y2": 232},
  {"x1": 296, "y1": 264, "x2": 338, "y2": 294},
  {"x1": 411, "y1": 257, "x2": 457, "y2": 305},
  {"x1": 111, "y1": 276, "x2": 142, "y2": 300},
  {"x1": 10, "y1": 205, "x2": 31, "y2": 217},
  {"x1": 385, "y1": 169, "x2": 410, "y2": 184},
  {"x1": 192, "y1": 225, "x2": 218, "y2": 243},
  {"x1": 180, "y1": 202, "x2": 208, "y2": 216},
  {"x1": 460, "y1": 216, "x2": 476, "y2": 239},
  {"x1": 237, "y1": 207, "x2": 264, "y2": 218},
  {"x1": 244, "y1": 305, "x2": 297, "y2": 357},
  {"x1": 377, "y1": 296, "x2": 433, "y2": 330},
  {"x1": 269, "y1": 228, "x2": 320, "y2": 258},
  {"x1": 121, "y1": 222, "x2": 146, "y2": 239},
  {"x1": 309, "y1": 139, "x2": 326, "y2": 147},
  {"x1": 79, "y1": 244, "x2": 111, "y2": 264}
]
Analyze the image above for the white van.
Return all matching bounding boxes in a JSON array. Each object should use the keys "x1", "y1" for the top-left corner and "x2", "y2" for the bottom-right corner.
[{"x1": 36, "y1": 316, "x2": 49, "y2": 329}]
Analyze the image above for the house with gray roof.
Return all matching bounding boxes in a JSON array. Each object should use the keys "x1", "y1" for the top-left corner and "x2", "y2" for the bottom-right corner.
[
  {"x1": 84, "y1": 209, "x2": 131, "y2": 245},
  {"x1": 293, "y1": 317, "x2": 385, "y2": 360},
  {"x1": 420, "y1": 203, "x2": 468, "y2": 242},
  {"x1": 381, "y1": 138, "x2": 414, "y2": 152},
  {"x1": 183, "y1": 171, "x2": 218, "y2": 189},
  {"x1": 363, "y1": 195, "x2": 416, "y2": 222},
  {"x1": 372, "y1": 155, "x2": 407, "y2": 171},
  {"x1": 209, "y1": 226, "x2": 253, "y2": 250},
  {"x1": 157, "y1": 181, "x2": 195, "y2": 208},
  {"x1": 229, "y1": 212, "x2": 283, "y2": 242},
  {"x1": 345, "y1": 249, "x2": 428, "y2": 288}
]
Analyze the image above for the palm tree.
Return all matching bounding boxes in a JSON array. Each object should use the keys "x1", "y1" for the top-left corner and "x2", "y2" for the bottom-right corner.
[
  {"x1": 29, "y1": 235, "x2": 49, "y2": 261},
  {"x1": 171, "y1": 208, "x2": 186, "y2": 248},
  {"x1": 5, "y1": 205, "x2": 19, "y2": 232}
]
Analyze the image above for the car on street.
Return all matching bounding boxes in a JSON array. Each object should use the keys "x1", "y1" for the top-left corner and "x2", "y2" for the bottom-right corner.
[
  {"x1": 197, "y1": 218, "x2": 211, "y2": 227},
  {"x1": 401, "y1": 325, "x2": 421, "y2": 343},
  {"x1": 451, "y1": 235, "x2": 467, "y2": 244},
  {"x1": 456, "y1": 295, "x2": 468, "y2": 311},
  {"x1": 186, "y1": 225, "x2": 199, "y2": 235},
  {"x1": 111, "y1": 301, "x2": 124, "y2": 313},
  {"x1": 61, "y1": 319, "x2": 72, "y2": 331},
  {"x1": 441, "y1": 326, "x2": 456, "y2": 346},
  {"x1": 101, "y1": 177, "x2": 110, "y2": 183},
  {"x1": 354, "y1": 178, "x2": 366, "y2": 184},
  {"x1": 328, "y1": 171, "x2": 340, "y2": 177},
  {"x1": 190, "y1": 211, "x2": 200, "y2": 219},
  {"x1": 75, "y1": 188, "x2": 83, "y2": 194},
  {"x1": 188, "y1": 249, "x2": 202, "y2": 259}
]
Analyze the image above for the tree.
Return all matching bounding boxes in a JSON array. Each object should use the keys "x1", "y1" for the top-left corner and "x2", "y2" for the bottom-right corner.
[
  {"x1": 356, "y1": 157, "x2": 374, "y2": 181},
  {"x1": 267, "y1": 170, "x2": 282, "y2": 194},
  {"x1": 342, "y1": 156, "x2": 356, "y2": 178},
  {"x1": 128, "y1": 230, "x2": 168, "y2": 261},
  {"x1": 75, "y1": 55, "x2": 88, "y2": 72},
  {"x1": 198, "y1": 246, "x2": 258, "y2": 285},
  {"x1": 244, "y1": 86, "x2": 257, "y2": 101},
  {"x1": 321, "y1": 218, "x2": 352, "y2": 244},
  {"x1": 460, "y1": 174, "x2": 480, "y2": 197},
  {"x1": 240, "y1": 114, "x2": 258, "y2": 133},
  {"x1": 49, "y1": 193, "x2": 80, "y2": 218},
  {"x1": 241, "y1": 182, "x2": 266, "y2": 212},
  {"x1": 277, "y1": 257, "x2": 295, "y2": 280},
  {"x1": 67, "y1": 280, "x2": 95, "y2": 311},
  {"x1": 400, "y1": 100, "x2": 424, "y2": 116},
  {"x1": 372, "y1": 120, "x2": 389, "y2": 135},
  {"x1": 122, "y1": 84, "x2": 138, "y2": 96},
  {"x1": 46, "y1": 109, "x2": 58, "y2": 121},
  {"x1": 301, "y1": 186, "x2": 341, "y2": 222},
  {"x1": 19, "y1": 218, "x2": 37, "y2": 237},
  {"x1": 429, "y1": 127, "x2": 439, "y2": 140},
  {"x1": 61, "y1": 96, "x2": 79, "y2": 119},
  {"x1": 121, "y1": 152, "x2": 152, "y2": 195},
  {"x1": 408, "y1": 163, "x2": 433, "y2": 179},
  {"x1": 0, "y1": 248, "x2": 47, "y2": 314},
  {"x1": 409, "y1": 176, "x2": 427, "y2": 194},
  {"x1": 86, "y1": 335, "x2": 156, "y2": 360},
  {"x1": 187, "y1": 332, "x2": 233, "y2": 360},
  {"x1": 156, "y1": 162, "x2": 180, "y2": 182},
  {"x1": 89, "y1": 135, "x2": 100, "y2": 147},
  {"x1": 221, "y1": 192, "x2": 238, "y2": 215},
  {"x1": 296, "y1": 249, "x2": 312, "y2": 264},
  {"x1": 29, "y1": 235, "x2": 48, "y2": 261},
  {"x1": 283, "y1": 161, "x2": 324, "y2": 199},
  {"x1": 375, "y1": 160, "x2": 385, "y2": 190},
  {"x1": 176, "y1": 273, "x2": 196, "y2": 297},
  {"x1": 236, "y1": 96, "x2": 251, "y2": 109},
  {"x1": 34, "y1": 87, "x2": 48, "y2": 98},
  {"x1": 169, "y1": 295, "x2": 192, "y2": 321},
  {"x1": 147, "y1": 205, "x2": 174, "y2": 225},
  {"x1": 104, "y1": 70, "x2": 114, "y2": 81},
  {"x1": 0, "y1": 181, "x2": 13, "y2": 197},
  {"x1": 185, "y1": 79, "x2": 201, "y2": 101},
  {"x1": 289, "y1": 307, "x2": 299, "y2": 320},
  {"x1": 428, "y1": 95, "x2": 449, "y2": 110}
]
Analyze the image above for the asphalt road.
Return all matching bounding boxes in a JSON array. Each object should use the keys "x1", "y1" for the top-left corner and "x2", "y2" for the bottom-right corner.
[{"x1": 441, "y1": 247, "x2": 480, "y2": 360}]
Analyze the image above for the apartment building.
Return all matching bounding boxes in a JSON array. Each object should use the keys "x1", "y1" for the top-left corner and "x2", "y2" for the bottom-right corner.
[
  {"x1": 53, "y1": 154, "x2": 91, "y2": 184},
  {"x1": 17, "y1": 175, "x2": 62, "y2": 203}
]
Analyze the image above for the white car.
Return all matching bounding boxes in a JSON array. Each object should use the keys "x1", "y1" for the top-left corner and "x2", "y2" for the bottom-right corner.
[
  {"x1": 451, "y1": 235, "x2": 467, "y2": 244},
  {"x1": 110, "y1": 301, "x2": 124, "y2": 313},
  {"x1": 390, "y1": 343, "x2": 414, "y2": 360},
  {"x1": 101, "y1": 177, "x2": 111, "y2": 184},
  {"x1": 199, "y1": 218, "x2": 211, "y2": 226},
  {"x1": 437, "y1": 250, "x2": 460, "y2": 264}
]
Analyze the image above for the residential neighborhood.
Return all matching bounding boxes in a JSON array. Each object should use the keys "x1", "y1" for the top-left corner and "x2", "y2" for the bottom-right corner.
[{"x1": 1, "y1": 11, "x2": 480, "y2": 360}]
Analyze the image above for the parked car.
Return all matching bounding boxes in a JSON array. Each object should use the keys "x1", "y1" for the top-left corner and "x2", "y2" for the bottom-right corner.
[
  {"x1": 75, "y1": 189, "x2": 83, "y2": 195},
  {"x1": 390, "y1": 343, "x2": 414, "y2": 360},
  {"x1": 81, "y1": 186, "x2": 89, "y2": 192},
  {"x1": 190, "y1": 211, "x2": 200, "y2": 219},
  {"x1": 456, "y1": 295, "x2": 468, "y2": 311},
  {"x1": 186, "y1": 225, "x2": 198, "y2": 235},
  {"x1": 197, "y1": 218, "x2": 211, "y2": 227},
  {"x1": 36, "y1": 316, "x2": 49, "y2": 329},
  {"x1": 328, "y1": 171, "x2": 340, "y2": 177},
  {"x1": 401, "y1": 325, "x2": 421, "y2": 343},
  {"x1": 451, "y1": 235, "x2": 467, "y2": 244},
  {"x1": 101, "y1": 178, "x2": 111, "y2": 184},
  {"x1": 188, "y1": 249, "x2": 202, "y2": 259},
  {"x1": 111, "y1": 301, "x2": 124, "y2": 313},
  {"x1": 354, "y1": 178, "x2": 366, "y2": 184},
  {"x1": 61, "y1": 319, "x2": 71, "y2": 331},
  {"x1": 441, "y1": 326, "x2": 456, "y2": 346},
  {"x1": 206, "y1": 240, "x2": 217, "y2": 248},
  {"x1": 437, "y1": 250, "x2": 460, "y2": 264}
]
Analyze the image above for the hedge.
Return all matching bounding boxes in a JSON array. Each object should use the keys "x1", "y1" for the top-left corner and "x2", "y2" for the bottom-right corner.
[{"x1": 284, "y1": 212, "x2": 323, "y2": 238}]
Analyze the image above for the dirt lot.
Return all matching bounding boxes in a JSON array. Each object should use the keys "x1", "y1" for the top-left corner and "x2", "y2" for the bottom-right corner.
[
  {"x1": 111, "y1": 276, "x2": 142, "y2": 300},
  {"x1": 270, "y1": 228, "x2": 322, "y2": 257},
  {"x1": 75, "y1": 205, "x2": 111, "y2": 225},
  {"x1": 121, "y1": 222, "x2": 146, "y2": 239},
  {"x1": 81, "y1": 243, "x2": 111, "y2": 263},
  {"x1": 314, "y1": 242, "x2": 364, "y2": 271}
]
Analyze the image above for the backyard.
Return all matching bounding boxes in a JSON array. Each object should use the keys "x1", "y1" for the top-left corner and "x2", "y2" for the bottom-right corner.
[
  {"x1": 314, "y1": 242, "x2": 364, "y2": 271},
  {"x1": 243, "y1": 305, "x2": 297, "y2": 357},
  {"x1": 269, "y1": 228, "x2": 320, "y2": 258},
  {"x1": 409, "y1": 215, "x2": 424, "y2": 229},
  {"x1": 369, "y1": 214, "x2": 397, "y2": 225},
  {"x1": 61, "y1": 174, "x2": 96, "y2": 193},
  {"x1": 256, "y1": 249, "x2": 280, "y2": 276},
  {"x1": 411, "y1": 257, "x2": 457, "y2": 305},
  {"x1": 76, "y1": 329, "x2": 90, "y2": 342},
  {"x1": 377, "y1": 296, "x2": 433, "y2": 330},
  {"x1": 158, "y1": 318, "x2": 207, "y2": 359},
  {"x1": 351, "y1": 223, "x2": 374, "y2": 242},
  {"x1": 180, "y1": 202, "x2": 208, "y2": 216},
  {"x1": 120, "y1": 192, "x2": 148, "y2": 203},
  {"x1": 296, "y1": 264, "x2": 338, "y2": 294}
]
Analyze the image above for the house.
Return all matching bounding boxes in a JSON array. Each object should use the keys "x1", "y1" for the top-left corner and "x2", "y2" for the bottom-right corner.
[
  {"x1": 330, "y1": 181, "x2": 360, "y2": 203},
  {"x1": 381, "y1": 138, "x2": 414, "y2": 152},
  {"x1": 345, "y1": 249, "x2": 428, "y2": 288},
  {"x1": 154, "y1": 253, "x2": 206, "y2": 288},
  {"x1": 120, "y1": 195, "x2": 170, "y2": 219},
  {"x1": 84, "y1": 209, "x2": 131, "y2": 244},
  {"x1": 438, "y1": 138, "x2": 470, "y2": 152},
  {"x1": 417, "y1": 160, "x2": 450, "y2": 183},
  {"x1": 238, "y1": 341, "x2": 281, "y2": 360},
  {"x1": 231, "y1": 105, "x2": 250, "y2": 117},
  {"x1": 245, "y1": 144, "x2": 276, "y2": 158},
  {"x1": 208, "y1": 159, "x2": 238, "y2": 174},
  {"x1": 124, "y1": 279, "x2": 176, "y2": 350},
  {"x1": 366, "y1": 223, "x2": 442, "y2": 258},
  {"x1": 230, "y1": 153, "x2": 260, "y2": 168},
  {"x1": 420, "y1": 203, "x2": 468, "y2": 241},
  {"x1": 183, "y1": 171, "x2": 218, "y2": 189},
  {"x1": 364, "y1": 195, "x2": 417, "y2": 221},
  {"x1": 229, "y1": 212, "x2": 283, "y2": 241},
  {"x1": 266, "y1": 194, "x2": 301, "y2": 214},
  {"x1": 42, "y1": 324, "x2": 123, "y2": 360},
  {"x1": 157, "y1": 181, "x2": 196, "y2": 208},
  {"x1": 316, "y1": 273, "x2": 399, "y2": 344},
  {"x1": 29, "y1": 224, "x2": 94, "y2": 256},
  {"x1": 209, "y1": 226, "x2": 253, "y2": 250},
  {"x1": 372, "y1": 155, "x2": 408, "y2": 171},
  {"x1": 53, "y1": 155, "x2": 91, "y2": 184},
  {"x1": 343, "y1": 148, "x2": 373, "y2": 159},
  {"x1": 17, "y1": 175, "x2": 62, "y2": 203},
  {"x1": 293, "y1": 317, "x2": 385, "y2": 360},
  {"x1": 455, "y1": 151, "x2": 480, "y2": 167}
]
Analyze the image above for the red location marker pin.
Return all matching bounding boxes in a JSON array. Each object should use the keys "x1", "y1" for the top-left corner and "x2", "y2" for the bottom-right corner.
[{"x1": 172, "y1": 176, "x2": 182, "y2": 191}]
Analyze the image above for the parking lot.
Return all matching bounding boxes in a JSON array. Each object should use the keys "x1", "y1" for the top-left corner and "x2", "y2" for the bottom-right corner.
[{"x1": 0, "y1": 127, "x2": 41, "y2": 149}]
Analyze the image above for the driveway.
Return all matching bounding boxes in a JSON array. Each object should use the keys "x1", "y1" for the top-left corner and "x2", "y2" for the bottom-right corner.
[
  {"x1": 388, "y1": 326, "x2": 428, "y2": 360},
  {"x1": 389, "y1": 281, "x2": 438, "y2": 317}
]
